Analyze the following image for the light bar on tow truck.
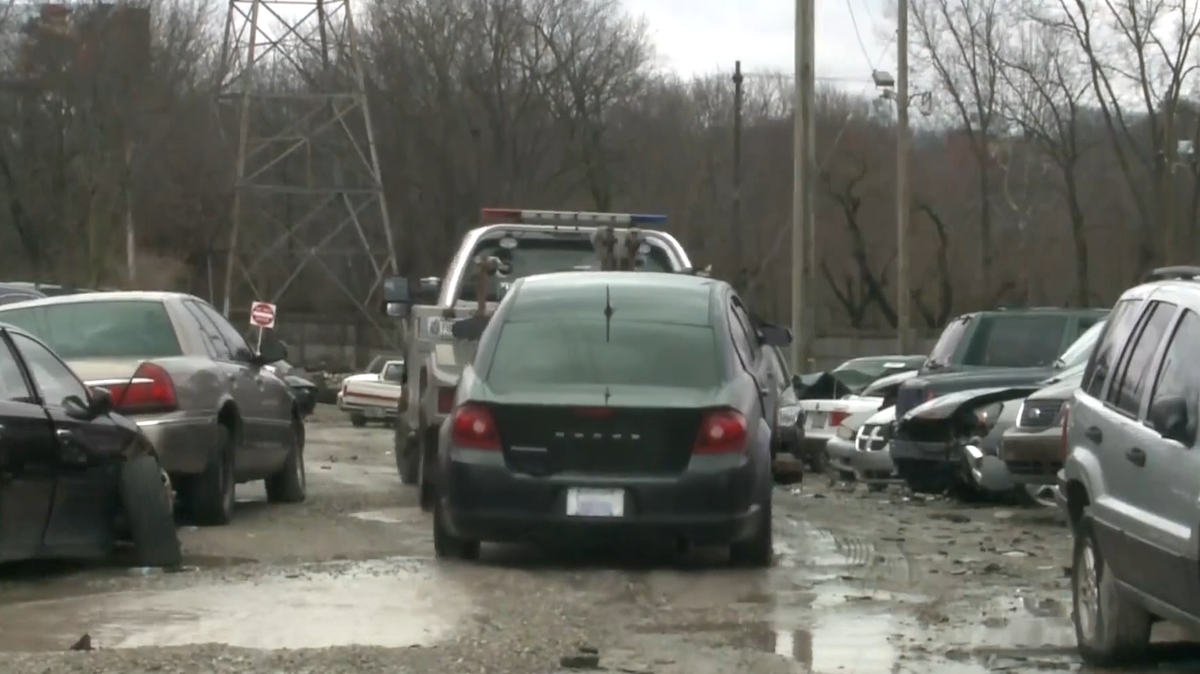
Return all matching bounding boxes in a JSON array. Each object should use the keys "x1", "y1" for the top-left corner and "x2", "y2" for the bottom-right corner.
[{"x1": 480, "y1": 208, "x2": 668, "y2": 229}]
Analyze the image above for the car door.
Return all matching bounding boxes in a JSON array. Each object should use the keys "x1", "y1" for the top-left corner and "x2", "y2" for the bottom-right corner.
[
  {"x1": 195, "y1": 301, "x2": 292, "y2": 469},
  {"x1": 1130, "y1": 308, "x2": 1200, "y2": 611},
  {"x1": 1093, "y1": 299, "x2": 1176, "y2": 588},
  {"x1": 179, "y1": 300, "x2": 270, "y2": 475},
  {"x1": 8, "y1": 331, "x2": 125, "y2": 554},
  {"x1": 0, "y1": 331, "x2": 57, "y2": 563}
]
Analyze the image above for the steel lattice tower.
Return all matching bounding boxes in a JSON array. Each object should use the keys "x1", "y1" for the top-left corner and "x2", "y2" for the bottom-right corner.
[{"x1": 216, "y1": 0, "x2": 397, "y2": 319}]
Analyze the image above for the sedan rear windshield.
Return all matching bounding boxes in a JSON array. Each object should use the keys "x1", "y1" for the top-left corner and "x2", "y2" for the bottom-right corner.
[
  {"x1": 0, "y1": 300, "x2": 183, "y2": 359},
  {"x1": 486, "y1": 319, "x2": 720, "y2": 391}
]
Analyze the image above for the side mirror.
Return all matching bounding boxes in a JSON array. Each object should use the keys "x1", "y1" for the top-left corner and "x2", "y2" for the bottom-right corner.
[
  {"x1": 451, "y1": 315, "x2": 489, "y2": 341},
  {"x1": 64, "y1": 388, "x2": 114, "y2": 420},
  {"x1": 255, "y1": 336, "x2": 288, "y2": 365},
  {"x1": 415, "y1": 277, "x2": 441, "y2": 304},
  {"x1": 382, "y1": 276, "x2": 412, "y2": 315},
  {"x1": 386, "y1": 303, "x2": 410, "y2": 318},
  {"x1": 758, "y1": 323, "x2": 793, "y2": 347},
  {"x1": 1149, "y1": 396, "x2": 1193, "y2": 445}
]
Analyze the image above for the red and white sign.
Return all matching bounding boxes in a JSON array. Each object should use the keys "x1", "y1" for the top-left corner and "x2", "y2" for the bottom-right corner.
[{"x1": 249, "y1": 301, "x2": 276, "y2": 329}]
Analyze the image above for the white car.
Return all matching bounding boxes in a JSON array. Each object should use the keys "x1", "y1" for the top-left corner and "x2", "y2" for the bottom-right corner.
[
  {"x1": 800, "y1": 368, "x2": 919, "y2": 466},
  {"x1": 338, "y1": 356, "x2": 405, "y2": 427}
]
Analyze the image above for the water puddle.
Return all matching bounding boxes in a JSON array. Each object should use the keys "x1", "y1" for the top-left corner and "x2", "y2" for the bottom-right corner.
[
  {"x1": 0, "y1": 559, "x2": 472, "y2": 651},
  {"x1": 349, "y1": 507, "x2": 423, "y2": 524}
]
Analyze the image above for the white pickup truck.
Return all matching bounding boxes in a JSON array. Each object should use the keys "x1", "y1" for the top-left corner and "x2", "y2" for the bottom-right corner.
[
  {"x1": 381, "y1": 207, "x2": 697, "y2": 506},
  {"x1": 339, "y1": 357, "x2": 405, "y2": 426}
]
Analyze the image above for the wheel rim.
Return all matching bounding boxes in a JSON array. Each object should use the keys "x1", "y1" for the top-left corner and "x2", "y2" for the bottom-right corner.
[
  {"x1": 1025, "y1": 484, "x2": 1058, "y2": 508},
  {"x1": 1076, "y1": 540, "x2": 1100, "y2": 640},
  {"x1": 294, "y1": 422, "x2": 306, "y2": 490}
]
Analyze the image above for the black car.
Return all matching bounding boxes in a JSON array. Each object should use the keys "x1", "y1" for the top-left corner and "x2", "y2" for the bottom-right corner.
[
  {"x1": 421, "y1": 271, "x2": 790, "y2": 567},
  {"x1": 0, "y1": 322, "x2": 180, "y2": 567}
]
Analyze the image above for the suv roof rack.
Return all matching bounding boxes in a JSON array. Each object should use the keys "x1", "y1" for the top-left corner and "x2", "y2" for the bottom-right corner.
[{"x1": 1143, "y1": 265, "x2": 1200, "y2": 282}]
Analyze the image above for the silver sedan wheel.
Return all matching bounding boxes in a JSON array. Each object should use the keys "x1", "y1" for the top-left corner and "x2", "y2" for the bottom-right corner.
[{"x1": 1075, "y1": 538, "x2": 1100, "y2": 641}]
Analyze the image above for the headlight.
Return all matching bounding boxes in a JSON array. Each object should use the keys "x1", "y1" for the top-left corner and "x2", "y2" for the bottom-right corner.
[
  {"x1": 779, "y1": 406, "x2": 801, "y2": 427},
  {"x1": 836, "y1": 424, "x2": 857, "y2": 441},
  {"x1": 975, "y1": 402, "x2": 1004, "y2": 429}
]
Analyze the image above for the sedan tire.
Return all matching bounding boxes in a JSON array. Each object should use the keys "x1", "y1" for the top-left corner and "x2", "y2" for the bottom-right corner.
[
  {"x1": 433, "y1": 499, "x2": 479, "y2": 560},
  {"x1": 729, "y1": 496, "x2": 773, "y2": 568},
  {"x1": 185, "y1": 425, "x2": 236, "y2": 526},
  {"x1": 266, "y1": 416, "x2": 307, "y2": 503},
  {"x1": 120, "y1": 454, "x2": 182, "y2": 568},
  {"x1": 350, "y1": 413, "x2": 367, "y2": 427}
]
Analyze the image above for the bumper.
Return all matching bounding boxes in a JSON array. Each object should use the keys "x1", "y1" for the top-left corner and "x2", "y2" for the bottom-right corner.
[
  {"x1": 999, "y1": 428, "x2": 1062, "y2": 485},
  {"x1": 890, "y1": 438, "x2": 955, "y2": 491},
  {"x1": 440, "y1": 449, "x2": 764, "y2": 546},
  {"x1": 135, "y1": 412, "x2": 219, "y2": 476},
  {"x1": 339, "y1": 402, "x2": 397, "y2": 419},
  {"x1": 826, "y1": 436, "x2": 857, "y2": 473},
  {"x1": 851, "y1": 446, "x2": 896, "y2": 483}
]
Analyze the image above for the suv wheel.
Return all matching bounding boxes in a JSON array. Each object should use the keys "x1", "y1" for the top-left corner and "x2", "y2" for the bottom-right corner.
[{"x1": 1073, "y1": 513, "x2": 1151, "y2": 665}]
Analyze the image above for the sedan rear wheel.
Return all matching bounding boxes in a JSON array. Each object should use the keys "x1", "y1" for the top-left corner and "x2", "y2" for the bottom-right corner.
[
  {"x1": 730, "y1": 496, "x2": 773, "y2": 568},
  {"x1": 433, "y1": 499, "x2": 479, "y2": 560}
]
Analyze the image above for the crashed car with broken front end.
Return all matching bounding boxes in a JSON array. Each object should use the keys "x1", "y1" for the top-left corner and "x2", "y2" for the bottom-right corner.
[
  {"x1": 893, "y1": 386, "x2": 1040, "y2": 499},
  {"x1": 0, "y1": 322, "x2": 181, "y2": 567}
]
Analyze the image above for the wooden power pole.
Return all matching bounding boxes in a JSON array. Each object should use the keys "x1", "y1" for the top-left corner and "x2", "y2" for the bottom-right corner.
[
  {"x1": 896, "y1": 0, "x2": 912, "y2": 353},
  {"x1": 792, "y1": 0, "x2": 816, "y2": 370}
]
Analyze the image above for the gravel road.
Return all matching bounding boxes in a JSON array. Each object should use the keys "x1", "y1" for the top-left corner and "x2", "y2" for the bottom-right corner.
[{"x1": 1, "y1": 406, "x2": 1198, "y2": 674}]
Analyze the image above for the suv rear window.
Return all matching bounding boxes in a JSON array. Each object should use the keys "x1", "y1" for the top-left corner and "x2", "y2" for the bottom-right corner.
[
  {"x1": 0, "y1": 300, "x2": 182, "y2": 359},
  {"x1": 486, "y1": 320, "x2": 720, "y2": 391},
  {"x1": 962, "y1": 314, "x2": 1068, "y2": 367},
  {"x1": 459, "y1": 238, "x2": 674, "y2": 302}
]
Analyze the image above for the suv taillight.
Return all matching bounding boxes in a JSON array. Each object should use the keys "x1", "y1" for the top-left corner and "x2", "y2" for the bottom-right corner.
[
  {"x1": 1060, "y1": 402, "x2": 1071, "y2": 460},
  {"x1": 449, "y1": 403, "x2": 501, "y2": 450},
  {"x1": 693, "y1": 408, "x2": 748, "y2": 454}
]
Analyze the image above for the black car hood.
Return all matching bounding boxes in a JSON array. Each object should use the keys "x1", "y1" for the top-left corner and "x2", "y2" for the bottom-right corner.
[
  {"x1": 284, "y1": 375, "x2": 317, "y2": 388},
  {"x1": 900, "y1": 385, "x2": 1040, "y2": 424},
  {"x1": 907, "y1": 366, "x2": 1055, "y2": 393}
]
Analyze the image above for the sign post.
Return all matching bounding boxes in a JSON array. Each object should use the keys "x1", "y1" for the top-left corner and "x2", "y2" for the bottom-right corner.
[{"x1": 249, "y1": 301, "x2": 277, "y2": 353}]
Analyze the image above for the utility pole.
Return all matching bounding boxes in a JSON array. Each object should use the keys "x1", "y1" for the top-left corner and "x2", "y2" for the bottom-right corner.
[
  {"x1": 792, "y1": 0, "x2": 816, "y2": 370},
  {"x1": 895, "y1": 0, "x2": 912, "y2": 353},
  {"x1": 732, "y1": 61, "x2": 745, "y2": 291}
]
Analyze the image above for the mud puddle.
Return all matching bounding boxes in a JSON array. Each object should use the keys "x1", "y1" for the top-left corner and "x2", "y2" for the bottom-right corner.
[
  {"x1": 349, "y1": 507, "x2": 423, "y2": 524},
  {"x1": 0, "y1": 559, "x2": 473, "y2": 652}
]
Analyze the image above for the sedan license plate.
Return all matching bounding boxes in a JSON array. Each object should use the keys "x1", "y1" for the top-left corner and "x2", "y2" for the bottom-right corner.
[
  {"x1": 566, "y1": 488, "x2": 625, "y2": 518},
  {"x1": 808, "y1": 412, "x2": 827, "y2": 429}
]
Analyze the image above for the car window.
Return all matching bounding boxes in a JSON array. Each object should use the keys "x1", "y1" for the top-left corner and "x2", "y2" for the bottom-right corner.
[
  {"x1": 1057, "y1": 320, "x2": 1106, "y2": 370},
  {"x1": 1084, "y1": 299, "x2": 1143, "y2": 397},
  {"x1": 382, "y1": 363, "x2": 404, "y2": 382},
  {"x1": 1146, "y1": 310, "x2": 1200, "y2": 445},
  {"x1": 926, "y1": 316, "x2": 969, "y2": 369},
  {"x1": 486, "y1": 320, "x2": 721, "y2": 391},
  {"x1": 1105, "y1": 301, "x2": 1174, "y2": 415},
  {"x1": 729, "y1": 302, "x2": 760, "y2": 361},
  {"x1": 194, "y1": 302, "x2": 252, "y2": 357},
  {"x1": 726, "y1": 307, "x2": 755, "y2": 368},
  {"x1": 0, "y1": 338, "x2": 33, "y2": 403},
  {"x1": 962, "y1": 314, "x2": 1068, "y2": 367},
  {"x1": 0, "y1": 299, "x2": 182, "y2": 360},
  {"x1": 9, "y1": 333, "x2": 88, "y2": 406},
  {"x1": 182, "y1": 300, "x2": 232, "y2": 360}
]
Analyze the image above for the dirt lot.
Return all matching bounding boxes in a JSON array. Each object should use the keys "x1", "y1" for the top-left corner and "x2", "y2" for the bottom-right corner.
[{"x1": 1, "y1": 405, "x2": 1198, "y2": 673}]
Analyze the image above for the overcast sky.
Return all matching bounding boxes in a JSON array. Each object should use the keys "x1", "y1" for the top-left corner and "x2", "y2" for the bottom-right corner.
[{"x1": 624, "y1": 0, "x2": 895, "y2": 93}]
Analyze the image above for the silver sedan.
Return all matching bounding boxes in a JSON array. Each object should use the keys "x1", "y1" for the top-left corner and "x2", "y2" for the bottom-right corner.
[{"x1": 0, "y1": 292, "x2": 306, "y2": 526}]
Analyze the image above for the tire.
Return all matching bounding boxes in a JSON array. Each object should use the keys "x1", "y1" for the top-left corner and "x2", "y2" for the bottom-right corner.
[
  {"x1": 433, "y1": 499, "x2": 479, "y2": 560},
  {"x1": 265, "y1": 416, "x2": 306, "y2": 503},
  {"x1": 418, "y1": 425, "x2": 438, "y2": 511},
  {"x1": 730, "y1": 495, "x2": 773, "y2": 567},
  {"x1": 396, "y1": 431, "x2": 419, "y2": 485},
  {"x1": 120, "y1": 454, "x2": 182, "y2": 568},
  {"x1": 1072, "y1": 512, "x2": 1151, "y2": 665},
  {"x1": 185, "y1": 424, "x2": 236, "y2": 526},
  {"x1": 350, "y1": 413, "x2": 366, "y2": 427},
  {"x1": 1014, "y1": 484, "x2": 1058, "y2": 508}
]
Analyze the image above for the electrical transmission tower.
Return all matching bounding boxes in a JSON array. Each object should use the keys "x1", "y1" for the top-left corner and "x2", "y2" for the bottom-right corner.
[{"x1": 216, "y1": 0, "x2": 397, "y2": 320}]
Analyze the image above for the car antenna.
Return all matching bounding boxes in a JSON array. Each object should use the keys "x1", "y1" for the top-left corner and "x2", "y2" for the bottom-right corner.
[
  {"x1": 112, "y1": 359, "x2": 149, "y2": 410},
  {"x1": 603, "y1": 284, "x2": 614, "y2": 343}
]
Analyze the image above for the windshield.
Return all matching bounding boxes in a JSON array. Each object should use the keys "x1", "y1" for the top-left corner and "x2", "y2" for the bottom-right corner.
[
  {"x1": 0, "y1": 300, "x2": 182, "y2": 359},
  {"x1": 382, "y1": 362, "x2": 404, "y2": 381},
  {"x1": 486, "y1": 319, "x2": 720, "y2": 391},
  {"x1": 831, "y1": 356, "x2": 918, "y2": 391},
  {"x1": 961, "y1": 314, "x2": 1070, "y2": 368},
  {"x1": 1056, "y1": 320, "x2": 1106, "y2": 369},
  {"x1": 458, "y1": 237, "x2": 673, "y2": 303}
]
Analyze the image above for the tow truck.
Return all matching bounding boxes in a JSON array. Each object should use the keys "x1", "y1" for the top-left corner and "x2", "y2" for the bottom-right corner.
[{"x1": 381, "y1": 208, "x2": 696, "y2": 508}]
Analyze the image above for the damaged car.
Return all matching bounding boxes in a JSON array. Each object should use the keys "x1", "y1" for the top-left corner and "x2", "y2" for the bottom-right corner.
[
  {"x1": 824, "y1": 369, "x2": 918, "y2": 479},
  {"x1": 0, "y1": 322, "x2": 181, "y2": 567}
]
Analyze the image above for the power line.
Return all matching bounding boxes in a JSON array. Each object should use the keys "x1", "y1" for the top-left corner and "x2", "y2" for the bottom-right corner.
[{"x1": 845, "y1": 0, "x2": 876, "y2": 70}]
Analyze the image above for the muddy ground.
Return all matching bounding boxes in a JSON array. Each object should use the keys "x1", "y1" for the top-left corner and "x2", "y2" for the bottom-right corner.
[{"x1": 1, "y1": 406, "x2": 1198, "y2": 673}]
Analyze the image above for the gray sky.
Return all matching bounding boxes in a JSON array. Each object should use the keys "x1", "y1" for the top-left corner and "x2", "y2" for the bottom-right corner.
[{"x1": 625, "y1": 0, "x2": 894, "y2": 93}]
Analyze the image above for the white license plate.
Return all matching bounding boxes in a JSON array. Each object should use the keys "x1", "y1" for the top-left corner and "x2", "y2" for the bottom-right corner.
[
  {"x1": 566, "y1": 488, "x2": 625, "y2": 518},
  {"x1": 808, "y1": 412, "x2": 827, "y2": 429}
]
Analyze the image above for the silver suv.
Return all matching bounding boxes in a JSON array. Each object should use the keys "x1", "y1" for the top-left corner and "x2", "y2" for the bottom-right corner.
[{"x1": 1063, "y1": 266, "x2": 1200, "y2": 665}]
